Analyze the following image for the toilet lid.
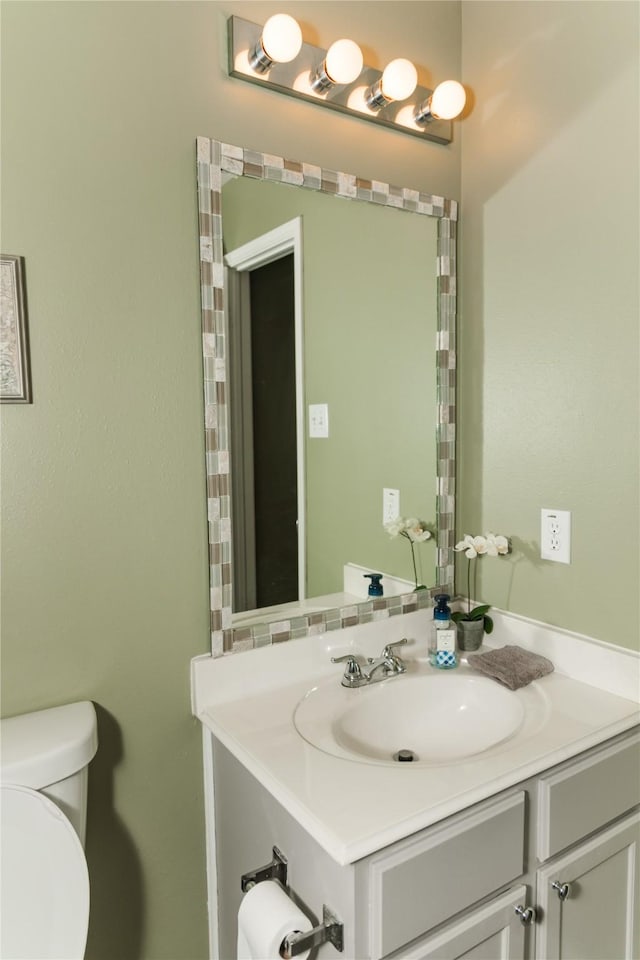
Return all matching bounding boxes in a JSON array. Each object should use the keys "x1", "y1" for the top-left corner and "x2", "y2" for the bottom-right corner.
[{"x1": 1, "y1": 784, "x2": 90, "y2": 960}]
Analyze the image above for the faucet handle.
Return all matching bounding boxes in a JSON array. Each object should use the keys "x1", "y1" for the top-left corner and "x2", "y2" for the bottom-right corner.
[
  {"x1": 331, "y1": 653, "x2": 364, "y2": 670},
  {"x1": 331, "y1": 653, "x2": 365, "y2": 686},
  {"x1": 382, "y1": 638, "x2": 408, "y2": 659}
]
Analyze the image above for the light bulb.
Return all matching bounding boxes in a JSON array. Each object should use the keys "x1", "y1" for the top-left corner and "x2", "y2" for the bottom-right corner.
[
  {"x1": 429, "y1": 80, "x2": 466, "y2": 120},
  {"x1": 310, "y1": 38, "x2": 363, "y2": 93},
  {"x1": 324, "y1": 39, "x2": 363, "y2": 85},
  {"x1": 261, "y1": 14, "x2": 302, "y2": 63},
  {"x1": 380, "y1": 58, "x2": 418, "y2": 102},
  {"x1": 365, "y1": 57, "x2": 418, "y2": 110}
]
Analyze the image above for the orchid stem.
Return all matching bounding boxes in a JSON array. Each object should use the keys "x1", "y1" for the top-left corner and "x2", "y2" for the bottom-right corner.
[
  {"x1": 410, "y1": 539, "x2": 419, "y2": 589},
  {"x1": 468, "y1": 558, "x2": 472, "y2": 615}
]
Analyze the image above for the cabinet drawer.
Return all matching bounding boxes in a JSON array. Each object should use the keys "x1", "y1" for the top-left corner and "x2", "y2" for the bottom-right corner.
[
  {"x1": 537, "y1": 729, "x2": 640, "y2": 861},
  {"x1": 364, "y1": 792, "x2": 525, "y2": 959}
]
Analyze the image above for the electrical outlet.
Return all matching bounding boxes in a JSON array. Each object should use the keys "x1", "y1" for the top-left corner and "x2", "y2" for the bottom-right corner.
[
  {"x1": 541, "y1": 508, "x2": 571, "y2": 564},
  {"x1": 383, "y1": 488, "x2": 400, "y2": 524}
]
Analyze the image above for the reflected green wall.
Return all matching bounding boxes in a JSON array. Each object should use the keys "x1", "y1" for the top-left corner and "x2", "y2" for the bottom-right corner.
[{"x1": 222, "y1": 178, "x2": 438, "y2": 596}]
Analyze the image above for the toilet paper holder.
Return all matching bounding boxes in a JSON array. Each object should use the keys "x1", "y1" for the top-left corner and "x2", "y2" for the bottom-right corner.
[
  {"x1": 241, "y1": 846, "x2": 344, "y2": 956},
  {"x1": 241, "y1": 845, "x2": 289, "y2": 893}
]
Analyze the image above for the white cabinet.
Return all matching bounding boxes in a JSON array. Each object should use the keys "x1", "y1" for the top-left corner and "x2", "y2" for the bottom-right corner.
[
  {"x1": 535, "y1": 810, "x2": 640, "y2": 960},
  {"x1": 208, "y1": 727, "x2": 639, "y2": 960}
]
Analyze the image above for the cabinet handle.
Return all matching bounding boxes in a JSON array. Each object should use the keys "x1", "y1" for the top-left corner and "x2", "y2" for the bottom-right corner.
[
  {"x1": 514, "y1": 905, "x2": 537, "y2": 925},
  {"x1": 551, "y1": 880, "x2": 570, "y2": 901}
]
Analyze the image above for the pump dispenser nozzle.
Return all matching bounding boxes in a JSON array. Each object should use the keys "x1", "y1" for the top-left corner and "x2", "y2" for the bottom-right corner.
[{"x1": 364, "y1": 573, "x2": 384, "y2": 597}]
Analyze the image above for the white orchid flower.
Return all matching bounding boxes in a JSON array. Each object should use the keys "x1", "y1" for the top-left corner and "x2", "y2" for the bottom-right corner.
[
  {"x1": 454, "y1": 534, "x2": 478, "y2": 558},
  {"x1": 384, "y1": 516, "x2": 432, "y2": 541},
  {"x1": 485, "y1": 532, "x2": 510, "y2": 556},
  {"x1": 412, "y1": 528, "x2": 432, "y2": 543},
  {"x1": 455, "y1": 532, "x2": 510, "y2": 559},
  {"x1": 494, "y1": 535, "x2": 510, "y2": 555},
  {"x1": 472, "y1": 535, "x2": 488, "y2": 555},
  {"x1": 384, "y1": 519, "x2": 405, "y2": 537},
  {"x1": 382, "y1": 515, "x2": 434, "y2": 591},
  {"x1": 454, "y1": 534, "x2": 474, "y2": 551},
  {"x1": 456, "y1": 530, "x2": 511, "y2": 617},
  {"x1": 405, "y1": 518, "x2": 431, "y2": 542}
]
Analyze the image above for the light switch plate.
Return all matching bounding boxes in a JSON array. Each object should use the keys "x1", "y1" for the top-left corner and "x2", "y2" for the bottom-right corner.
[{"x1": 308, "y1": 403, "x2": 329, "y2": 438}]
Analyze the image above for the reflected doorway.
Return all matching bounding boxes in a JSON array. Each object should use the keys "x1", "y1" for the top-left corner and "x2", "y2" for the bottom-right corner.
[{"x1": 225, "y1": 219, "x2": 304, "y2": 613}]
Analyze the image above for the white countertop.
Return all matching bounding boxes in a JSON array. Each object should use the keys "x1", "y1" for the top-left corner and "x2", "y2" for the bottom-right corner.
[{"x1": 192, "y1": 609, "x2": 640, "y2": 865}]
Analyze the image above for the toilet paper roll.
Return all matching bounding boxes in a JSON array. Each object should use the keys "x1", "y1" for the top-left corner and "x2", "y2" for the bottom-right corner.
[{"x1": 237, "y1": 880, "x2": 313, "y2": 960}]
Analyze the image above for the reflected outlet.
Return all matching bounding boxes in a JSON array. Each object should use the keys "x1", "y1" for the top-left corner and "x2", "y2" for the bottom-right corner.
[{"x1": 383, "y1": 488, "x2": 400, "y2": 524}]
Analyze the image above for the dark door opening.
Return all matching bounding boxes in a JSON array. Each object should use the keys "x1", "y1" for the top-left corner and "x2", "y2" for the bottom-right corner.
[{"x1": 229, "y1": 253, "x2": 298, "y2": 611}]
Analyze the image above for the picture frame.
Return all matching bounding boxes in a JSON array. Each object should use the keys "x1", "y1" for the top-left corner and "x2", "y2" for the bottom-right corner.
[{"x1": 1, "y1": 254, "x2": 32, "y2": 403}]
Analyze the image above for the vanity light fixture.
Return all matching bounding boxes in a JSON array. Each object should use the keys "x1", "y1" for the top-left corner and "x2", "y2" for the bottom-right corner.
[
  {"x1": 364, "y1": 58, "x2": 418, "y2": 109},
  {"x1": 310, "y1": 39, "x2": 364, "y2": 93},
  {"x1": 248, "y1": 13, "x2": 303, "y2": 73},
  {"x1": 228, "y1": 14, "x2": 468, "y2": 144}
]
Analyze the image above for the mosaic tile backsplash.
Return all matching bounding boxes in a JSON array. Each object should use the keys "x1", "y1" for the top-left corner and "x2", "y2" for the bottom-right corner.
[{"x1": 196, "y1": 138, "x2": 457, "y2": 657}]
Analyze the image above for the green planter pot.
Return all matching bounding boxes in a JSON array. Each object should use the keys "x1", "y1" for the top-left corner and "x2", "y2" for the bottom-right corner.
[{"x1": 456, "y1": 618, "x2": 485, "y2": 652}]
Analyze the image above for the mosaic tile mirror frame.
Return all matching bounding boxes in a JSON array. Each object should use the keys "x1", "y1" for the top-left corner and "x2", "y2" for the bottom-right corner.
[{"x1": 196, "y1": 138, "x2": 457, "y2": 658}]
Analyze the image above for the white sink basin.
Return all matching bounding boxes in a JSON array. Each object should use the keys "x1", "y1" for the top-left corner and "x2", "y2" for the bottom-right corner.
[{"x1": 294, "y1": 663, "x2": 550, "y2": 766}]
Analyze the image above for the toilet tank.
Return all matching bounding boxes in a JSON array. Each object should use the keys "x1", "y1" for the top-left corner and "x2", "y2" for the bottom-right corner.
[{"x1": 0, "y1": 702, "x2": 98, "y2": 845}]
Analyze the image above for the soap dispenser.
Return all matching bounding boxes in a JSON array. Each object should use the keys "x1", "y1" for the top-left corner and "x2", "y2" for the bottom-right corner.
[
  {"x1": 429, "y1": 594, "x2": 458, "y2": 669},
  {"x1": 364, "y1": 573, "x2": 384, "y2": 597}
]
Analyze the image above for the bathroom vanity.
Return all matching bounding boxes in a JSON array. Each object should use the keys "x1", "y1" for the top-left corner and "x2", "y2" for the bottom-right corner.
[
  {"x1": 193, "y1": 136, "x2": 640, "y2": 960},
  {"x1": 192, "y1": 610, "x2": 640, "y2": 960}
]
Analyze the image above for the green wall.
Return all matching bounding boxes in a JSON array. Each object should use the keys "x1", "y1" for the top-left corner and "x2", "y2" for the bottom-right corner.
[
  {"x1": 459, "y1": 1, "x2": 639, "y2": 650},
  {"x1": 0, "y1": 3, "x2": 461, "y2": 958},
  {"x1": 222, "y1": 177, "x2": 438, "y2": 596}
]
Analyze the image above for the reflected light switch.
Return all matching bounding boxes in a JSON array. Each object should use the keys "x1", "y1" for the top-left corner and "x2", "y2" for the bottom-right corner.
[{"x1": 309, "y1": 403, "x2": 329, "y2": 438}]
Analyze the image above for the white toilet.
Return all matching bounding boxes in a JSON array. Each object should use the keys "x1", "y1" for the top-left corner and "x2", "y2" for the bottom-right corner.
[{"x1": 0, "y1": 701, "x2": 98, "y2": 960}]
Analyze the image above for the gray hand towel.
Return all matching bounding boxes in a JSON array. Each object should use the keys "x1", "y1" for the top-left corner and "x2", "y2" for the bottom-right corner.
[{"x1": 467, "y1": 645, "x2": 554, "y2": 690}]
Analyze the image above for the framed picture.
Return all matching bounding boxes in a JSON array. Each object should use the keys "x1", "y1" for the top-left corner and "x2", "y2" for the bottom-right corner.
[{"x1": 1, "y1": 254, "x2": 32, "y2": 403}]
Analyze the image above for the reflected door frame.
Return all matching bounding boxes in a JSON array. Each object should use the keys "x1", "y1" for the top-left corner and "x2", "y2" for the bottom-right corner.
[{"x1": 224, "y1": 217, "x2": 305, "y2": 609}]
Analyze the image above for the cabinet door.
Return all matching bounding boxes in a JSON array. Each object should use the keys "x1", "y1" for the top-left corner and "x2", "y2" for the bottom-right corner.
[
  {"x1": 536, "y1": 810, "x2": 640, "y2": 960},
  {"x1": 385, "y1": 885, "x2": 527, "y2": 960}
]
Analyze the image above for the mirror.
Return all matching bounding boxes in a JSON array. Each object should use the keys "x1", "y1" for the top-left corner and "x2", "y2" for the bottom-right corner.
[
  {"x1": 196, "y1": 139, "x2": 457, "y2": 655},
  {"x1": 222, "y1": 175, "x2": 438, "y2": 613}
]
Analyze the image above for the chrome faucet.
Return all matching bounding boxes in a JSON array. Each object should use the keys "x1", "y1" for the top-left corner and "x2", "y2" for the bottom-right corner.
[{"x1": 331, "y1": 639, "x2": 408, "y2": 688}]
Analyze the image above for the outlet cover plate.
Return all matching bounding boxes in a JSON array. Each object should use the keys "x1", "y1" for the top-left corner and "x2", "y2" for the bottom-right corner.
[{"x1": 541, "y1": 508, "x2": 571, "y2": 564}]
